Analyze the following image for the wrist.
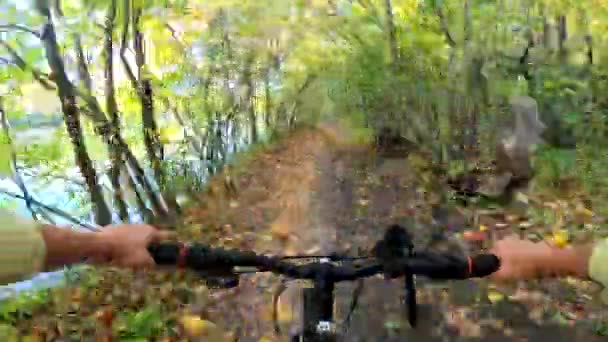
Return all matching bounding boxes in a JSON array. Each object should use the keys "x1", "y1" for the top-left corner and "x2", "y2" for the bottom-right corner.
[
  {"x1": 540, "y1": 244, "x2": 591, "y2": 278},
  {"x1": 87, "y1": 232, "x2": 113, "y2": 263},
  {"x1": 40, "y1": 226, "x2": 114, "y2": 270}
]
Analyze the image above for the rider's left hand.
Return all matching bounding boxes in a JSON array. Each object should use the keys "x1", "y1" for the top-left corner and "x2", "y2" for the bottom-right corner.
[{"x1": 95, "y1": 224, "x2": 175, "y2": 269}]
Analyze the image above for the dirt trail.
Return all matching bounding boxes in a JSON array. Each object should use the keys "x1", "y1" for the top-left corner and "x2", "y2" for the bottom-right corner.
[
  {"x1": 183, "y1": 124, "x2": 606, "y2": 341},
  {"x1": 183, "y1": 126, "x2": 349, "y2": 340}
]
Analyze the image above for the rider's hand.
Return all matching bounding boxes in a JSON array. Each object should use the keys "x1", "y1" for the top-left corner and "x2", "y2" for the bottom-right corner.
[
  {"x1": 489, "y1": 235, "x2": 556, "y2": 282},
  {"x1": 96, "y1": 224, "x2": 174, "y2": 269}
]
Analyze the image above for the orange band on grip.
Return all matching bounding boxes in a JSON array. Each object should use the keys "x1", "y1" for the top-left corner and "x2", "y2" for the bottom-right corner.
[
  {"x1": 177, "y1": 242, "x2": 188, "y2": 269},
  {"x1": 467, "y1": 256, "x2": 473, "y2": 277}
]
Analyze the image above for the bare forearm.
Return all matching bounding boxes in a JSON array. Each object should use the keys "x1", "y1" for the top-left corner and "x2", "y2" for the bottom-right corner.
[
  {"x1": 541, "y1": 244, "x2": 594, "y2": 279},
  {"x1": 40, "y1": 225, "x2": 110, "y2": 271}
]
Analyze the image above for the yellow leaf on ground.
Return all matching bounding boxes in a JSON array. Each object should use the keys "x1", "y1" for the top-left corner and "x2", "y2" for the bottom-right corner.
[
  {"x1": 180, "y1": 315, "x2": 221, "y2": 338},
  {"x1": 551, "y1": 229, "x2": 569, "y2": 248},
  {"x1": 487, "y1": 289, "x2": 505, "y2": 303}
]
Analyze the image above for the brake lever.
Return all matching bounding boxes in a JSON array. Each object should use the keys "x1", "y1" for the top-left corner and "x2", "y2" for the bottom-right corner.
[
  {"x1": 371, "y1": 224, "x2": 418, "y2": 327},
  {"x1": 372, "y1": 224, "x2": 414, "y2": 278}
]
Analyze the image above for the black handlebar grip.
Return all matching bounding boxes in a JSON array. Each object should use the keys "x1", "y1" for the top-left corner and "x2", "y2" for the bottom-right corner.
[
  {"x1": 469, "y1": 254, "x2": 501, "y2": 278},
  {"x1": 147, "y1": 242, "x2": 181, "y2": 265}
]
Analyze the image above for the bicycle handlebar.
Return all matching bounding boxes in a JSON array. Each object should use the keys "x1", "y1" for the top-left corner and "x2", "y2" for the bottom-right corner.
[
  {"x1": 147, "y1": 239, "x2": 499, "y2": 281},
  {"x1": 147, "y1": 225, "x2": 500, "y2": 340}
]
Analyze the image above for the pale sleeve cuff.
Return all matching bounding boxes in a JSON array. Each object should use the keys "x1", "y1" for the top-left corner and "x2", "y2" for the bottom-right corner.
[
  {"x1": 0, "y1": 210, "x2": 47, "y2": 285},
  {"x1": 588, "y1": 238, "x2": 608, "y2": 304}
]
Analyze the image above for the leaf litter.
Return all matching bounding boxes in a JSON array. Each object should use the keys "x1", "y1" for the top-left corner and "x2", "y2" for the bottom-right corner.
[{"x1": 2, "y1": 125, "x2": 608, "y2": 340}]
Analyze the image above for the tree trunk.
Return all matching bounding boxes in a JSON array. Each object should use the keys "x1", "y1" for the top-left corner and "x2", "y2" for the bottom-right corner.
[
  {"x1": 264, "y1": 67, "x2": 272, "y2": 129},
  {"x1": 132, "y1": 8, "x2": 164, "y2": 184},
  {"x1": 541, "y1": 7, "x2": 550, "y2": 48},
  {"x1": 103, "y1": 0, "x2": 129, "y2": 222},
  {"x1": 464, "y1": 0, "x2": 472, "y2": 44},
  {"x1": 557, "y1": 15, "x2": 567, "y2": 62},
  {"x1": 384, "y1": 0, "x2": 399, "y2": 65},
  {"x1": 113, "y1": 0, "x2": 169, "y2": 217},
  {"x1": 38, "y1": 16, "x2": 112, "y2": 225},
  {"x1": 243, "y1": 54, "x2": 258, "y2": 143},
  {"x1": 63, "y1": 92, "x2": 112, "y2": 225}
]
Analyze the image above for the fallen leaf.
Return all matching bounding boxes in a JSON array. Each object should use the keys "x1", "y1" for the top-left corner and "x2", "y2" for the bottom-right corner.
[
  {"x1": 551, "y1": 229, "x2": 569, "y2": 248},
  {"x1": 180, "y1": 315, "x2": 221, "y2": 337},
  {"x1": 487, "y1": 289, "x2": 505, "y2": 303}
]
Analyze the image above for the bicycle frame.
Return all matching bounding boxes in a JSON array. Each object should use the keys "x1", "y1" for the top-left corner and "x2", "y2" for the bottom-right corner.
[
  {"x1": 298, "y1": 286, "x2": 335, "y2": 341},
  {"x1": 295, "y1": 259, "x2": 339, "y2": 341}
]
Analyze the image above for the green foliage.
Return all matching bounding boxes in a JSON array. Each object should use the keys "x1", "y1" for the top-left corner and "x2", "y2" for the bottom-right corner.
[
  {"x1": 115, "y1": 306, "x2": 166, "y2": 338},
  {"x1": 0, "y1": 133, "x2": 10, "y2": 177},
  {"x1": 0, "y1": 289, "x2": 51, "y2": 324},
  {"x1": 534, "y1": 146, "x2": 578, "y2": 183}
]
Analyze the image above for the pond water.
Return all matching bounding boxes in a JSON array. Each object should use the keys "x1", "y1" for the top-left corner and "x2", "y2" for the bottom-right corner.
[{"x1": 0, "y1": 119, "x2": 262, "y2": 300}]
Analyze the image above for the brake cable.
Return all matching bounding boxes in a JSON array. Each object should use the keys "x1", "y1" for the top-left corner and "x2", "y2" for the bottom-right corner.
[{"x1": 340, "y1": 278, "x2": 364, "y2": 335}]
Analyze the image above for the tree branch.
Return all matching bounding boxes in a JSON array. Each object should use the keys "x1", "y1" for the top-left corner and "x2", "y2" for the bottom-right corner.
[
  {"x1": 437, "y1": 5, "x2": 456, "y2": 47},
  {"x1": 0, "y1": 40, "x2": 56, "y2": 90},
  {"x1": 119, "y1": 0, "x2": 139, "y2": 92},
  {"x1": 15, "y1": 165, "x2": 112, "y2": 190},
  {"x1": 0, "y1": 188, "x2": 100, "y2": 231},
  {"x1": 384, "y1": 0, "x2": 399, "y2": 64},
  {"x1": 0, "y1": 98, "x2": 45, "y2": 222},
  {"x1": 0, "y1": 24, "x2": 41, "y2": 38},
  {"x1": 357, "y1": 0, "x2": 384, "y2": 28},
  {"x1": 165, "y1": 23, "x2": 185, "y2": 47},
  {"x1": 52, "y1": 0, "x2": 64, "y2": 17},
  {"x1": 73, "y1": 34, "x2": 93, "y2": 94}
]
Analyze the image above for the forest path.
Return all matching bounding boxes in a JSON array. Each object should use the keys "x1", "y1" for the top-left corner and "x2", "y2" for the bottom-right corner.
[{"x1": 180, "y1": 123, "x2": 606, "y2": 341}]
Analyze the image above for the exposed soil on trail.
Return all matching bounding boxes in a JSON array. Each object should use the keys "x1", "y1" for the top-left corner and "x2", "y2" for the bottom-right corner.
[{"x1": 176, "y1": 123, "x2": 608, "y2": 341}]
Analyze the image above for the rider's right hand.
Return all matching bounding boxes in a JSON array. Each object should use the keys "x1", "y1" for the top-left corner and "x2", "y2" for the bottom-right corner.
[{"x1": 489, "y1": 234, "x2": 593, "y2": 282}]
